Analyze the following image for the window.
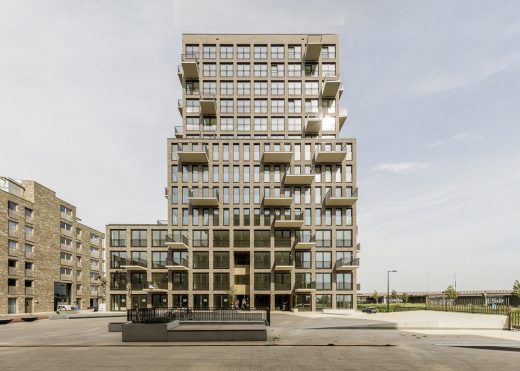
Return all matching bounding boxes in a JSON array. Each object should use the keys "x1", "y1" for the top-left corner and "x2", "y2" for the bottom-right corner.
[
  {"x1": 322, "y1": 63, "x2": 336, "y2": 77},
  {"x1": 271, "y1": 99, "x2": 285, "y2": 114},
  {"x1": 220, "y1": 81, "x2": 233, "y2": 95},
  {"x1": 213, "y1": 230, "x2": 229, "y2": 247},
  {"x1": 295, "y1": 251, "x2": 311, "y2": 268},
  {"x1": 237, "y1": 45, "x2": 250, "y2": 59},
  {"x1": 322, "y1": 45, "x2": 336, "y2": 59},
  {"x1": 220, "y1": 44, "x2": 233, "y2": 59},
  {"x1": 316, "y1": 294, "x2": 332, "y2": 310},
  {"x1": 254, "y1": 251, "x2": 270, "y2": 269},
  {"x1": 337, "y1": 294, "x2": 353, "y2": 309},
  {"x1": 305, "y1": 81, "x2": 319, "y2": 95},
  {"x1": 186, "y1": 117, "x2": 199, "y2": 131},
  {"x1": 203, "y1": 81, "x2": 217, "y2": 94},
  {"x1": 193, "y1": 230, "x2": 209, "y2": 247},
  {"x1": 274, "y1": 272, "x2": 291, "y2": 290},
  {"x1": 288, "y1": 82, "x2": 301, "y2": 95},
  {"x1": 203, "y1": 45, "x2": 216, "y2": 59},
  {"x1": 152, "y1": 230, "x2": 167, "y2": 247},
  {"x1": 220, "y1": 99, "x2": 234, "y2": 114},
  {"x1": 305, "y1": 63, "x2": 318, "y2": 77},
  {"x1": 193, "y1": 273, "x2": 209, "y2": 290},
  {"x1": 152, "y1": 251, "x2": 167, "y2": 268},
  {"x1": 271, "y1": 81, "x2": 284, "y2": 95},
  {"x1": 237, "y1": 100, "x2": 250, "y2": 114},
  {"x1": 254, "y1": 117, "x2": 267, "y2": 131},
  {"x1": 254, "y1": 81, "x2": 268, "y2": 95},
  {"x1": 271, "y1": 117, "x2": 285, "y2": 131},
  {"x1": 254, "y1": 63, "x2": 267, "y2": 77},
  {"x1": 220, "y1": 63, "x2": 233, "y2": 77},
  {"x1": 288, "y1": 117, "x2": 301, "y2": 131},
  {"x1": 185, "y1": 44, "x2": 198, "y2": 59},
  {"x1": 237, "y1": 63, "x2": 250, "y2": 77},
  {"x1": 186, "y1": 99, "x2": 199, "y2": 113},
  {"x1": 322, "y1": 99, "x2": 336, "y2": 114},
  {"x1": 237, "y1": 81, "x2": 250, "y2": 95},
  {"x1": 288, "y1": 99, "x2": 301, "y2": 113},
  {"x1": 213, "y1": 252, "x2": 229, "y2": 269},
  {"x1": 220, "y1": 117, "x2": 233, "y2": 131},
  {"x1": 213, "y1": 273, "x2": 229, "y2": 290},
  {"x1": 316, "y1": 273, "x2": 332, "y2": 290},
  {"x1": 237, "y1": 117, "x2": 251, "y2": 131},
  {"x1": 336, "y1": 272, "x2": 353, "y2": 290},
  {"x1": 193, "y1": 252, "x2": 209, "y2": 269},
  {"x1": 203, "y1": 63, "x2": 216, "y2": 77},
  {"x1": 254, "y1": 230, "x2": 270, "y2": 247},
  {"x1": 254, "y1": 99, "x2": 268, "y2": 113},
  {"x1": 288, "y1": 64, "x2": 301, "y2": 77},
  {"x1": 254, "y1": 45, "x2": 267, "y2": 59},
  {"x1": 271, "y1": 45, "x2": 284, "y2": 59},
  {"x1": 316, "y1": 230, "x2": 332, "y2": 247},
  {"x1": 316, "y1": 252, "x2": 332, "y2": 268},
  {"x1": 336, "y1": 230, "x2": 352, "y2": 247},
  {"x1": 254, "y1": 273, "x2": 270, "y2": 290},
  {"x1": 271, "y1": 63, "x2": 284, "y2": 77},
  {"x1": 305, "y1": 99, "x2": 319, "y2": 113},
  {"x1": 131, "y1": 230, "x2": 147, "y2": 247},
  {"x1": 110, "y1": 230, "x2": 126, "y2": 247},
  {"x1": 288, "y1": 45, "x2": 301, "y2": 59}
]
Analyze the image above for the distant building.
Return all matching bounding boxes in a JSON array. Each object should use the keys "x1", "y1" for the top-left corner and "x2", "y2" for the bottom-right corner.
[{"x1": 1, "y1": 177, "x2": 104, "y2": 314}]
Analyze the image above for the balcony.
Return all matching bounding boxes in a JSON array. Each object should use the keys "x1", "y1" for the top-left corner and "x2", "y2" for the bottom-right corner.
[
  {"x1": 339, "y1": 109, "x2": 348, "y2": 130},
  {"x1": 324, "y1": 188, "x2": 358, "y2": 207},
  {"x1": 321, "y1": 74, "x2": 342, "y2": 97},
  {"x1": 263, "y1": 194, "x2": 293, "y2": 207},
  {"x1": 294, "y1": 281, "x2": 316, "y2": 292},
  {"x1": 174, "y1": 126, "x2": 183, "y2": 138},
  {"x1": 8, "y1": 286, "x2": 17, "y2": 295},
  {"x1": 335, "y1": 258, "x2": 360, "y2": 270},
  {"x1": 262, "y1": 150, "x2": 293, "y2": 164},
  {"x1": 60, "y1": 259, "x2": 73, "y2": 266},
  {"x1": 181, "y1": 53, "x2": 199, "y2": 79},
  {"x1": 303, "y1": 113, "x2": 322, "y2": 134},
  {"x1": 90, "y1": 237, "x2": 100, "y2": 246},
  {"x1": 25, "y1": 215, "x2": 34, "y2": 224},
  {"x1": 76, "y1": 290, "x2": 82, "y2": 296},
  {"x1": 25, "y1": 232, "x2": 34, "y2": 242},
  {"x1": 356, "y1": 243, "x2": 361, "y2": 252},
  {"x1": 60, "y1": 274, "x2": 72, "y2": 281},
  {"x1": 304, "y1": 35, "x2": 322, "y2": 61},
  {"x1": 90, "y1": 250, "x2": 99, "y2": 258},
  {"x1": 189, "y1": 188, "x2": 219, "y2": 207},
  {"x1": 144, "y1": 281, "x2": 168, "y2": 292},
  {"x1": 8, "y1": 229, "x2": 18, "y2": 238},
  {"x1": 177, "y1": 99, "x2": 183, "y2": 114},
  {"x1": 166, "y1": 258, "x2": 189, "y2": 270},
  {"x1": 25, "y1": 251, "x2": 32, "y2": 259},
  {"x1": 295, "y1": 235, "x2": 316, "y2": 249},
  {"x1": 200, "y1": 94, "x2": 217, "y2": 115},
  {"x1": 273, "y1": 213, "x2": 304, "y2": 229},
  {"x1": 61, "y1": 228, "x2": 72, "y2": 238},
  {"x1": 177, "y1": 144, "x2": 209, "y2": 163},
  {"x1": 166, "y1": 234, "x2": 189, "y2": 249},
  {"x1": 90, "y1": 264, "x2": 100, "y2": 272},
  {"x1": 90, "y1": 276, "x2": 99, "y2": 284},
  {"x1": 120, "y1": 258, "x2": 148, "y2": 271},
  {"x1": 274, "y1": 259, "x2": 294, "y2": 271},
  {"x1": 90, "y1": 290, "x2": 99, "y2": 297},
  {"x1": 8, "y1": 208, "x2": 19, "y2": 219},
  {"x1": 25, "y1": 287, "x2": 34, "y2": 296},
  {"x1": 25, "y1": 269, "x2": 34, "y2": 277},
  {"x1": 314, "y1": 143, "x2": 348, "y2": 164},
  {"x1": 61, "y1": 243, "x2": 73, "y2": 252},
  {"x1": 8, "y1": 267, "x2": 17, "y2": 276},
  {"x1": 283, "y1": 172, "x2": 314, "y2": 186},
  {"x1": 60, "y1": 211, "x2": 73, "y2": 221}
]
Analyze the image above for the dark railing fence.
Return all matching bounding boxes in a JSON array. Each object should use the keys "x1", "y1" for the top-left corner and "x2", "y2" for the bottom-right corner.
[
  {"x1": 127, "y1": 307, "x2": 270, "y2": 326},
  {"x1": 510, "y1": 312, "x2": 520, "y2": 331},
  {"x1": 426, "y1": 296, "x2": 512, "y2": 315}
]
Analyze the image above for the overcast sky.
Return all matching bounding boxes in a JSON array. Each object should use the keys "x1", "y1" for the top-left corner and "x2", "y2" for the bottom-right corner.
[{"x1": 1, "y1": 0, "x2": 519, "y2": 293}]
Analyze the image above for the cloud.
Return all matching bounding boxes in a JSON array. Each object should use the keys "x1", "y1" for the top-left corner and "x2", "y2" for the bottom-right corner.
[
  {"x1": 371, "y1": 162, "x2": 430, "y2": 174},
  {"x1": 410, "y1": 51, "x2": 520, "y2": 95},
  {"x1": 429, "y1": 132, "x2": 484, "y2": 148}
]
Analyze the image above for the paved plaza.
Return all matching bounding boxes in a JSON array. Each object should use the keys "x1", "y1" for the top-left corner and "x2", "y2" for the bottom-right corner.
[{"x1": 0, "y1": 312, "x2": 519, "y2": 370}]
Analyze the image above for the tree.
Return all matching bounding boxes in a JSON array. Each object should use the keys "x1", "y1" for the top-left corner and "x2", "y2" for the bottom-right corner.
[
  {"x1": 445, "y1": 285, "x2": 458, "y2": 301},
  {"x1": 97, "y1": 275, "x2": 107, "y2": 303},
  {"x1": 391, "y1": 290, "x2": 399, "y2": 302},
  {"x1": 401, "y1": 292, "x2": 409, "y2": 304},
  {"x1": 513, "y1": 280, "x2": 520, "y2": 298},
  {"x1": 371, "y1": 291, "x2": 380, "y2": 303}
]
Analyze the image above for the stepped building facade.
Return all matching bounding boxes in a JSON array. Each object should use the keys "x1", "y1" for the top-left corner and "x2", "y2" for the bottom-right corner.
[{"x1": 106, "y1": 34, "x2": 359, "y2": 311}]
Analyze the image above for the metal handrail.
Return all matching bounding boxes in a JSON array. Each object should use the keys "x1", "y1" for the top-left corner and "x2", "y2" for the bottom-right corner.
[
  {"x1": 181, "y1": 53, "x2": 198, "y2": 62},
  {"x1": 273, "y1": 213, "x2": 304, "y2": 221},
  {"x1": 166, "y1": 234, "x2": 189, "y2": 246},
  {"x1": 166, "y1": 257, "x2": 189, "y2": 268},
  {"x1": 324, "y1": 187, "x2": 359, "y2": 202},
  {"x1": 336, "y1": 258, "x2": 360, "y2": 267},
  {"x1": 189, "y1": 188, "x2": 219, "y2": 199},
  {"x1": 123, "y1": 258, "x2": 147, "y2": 268},
  {"x1": 294, "y1": 281, "x2": 316, "y2": 289}
]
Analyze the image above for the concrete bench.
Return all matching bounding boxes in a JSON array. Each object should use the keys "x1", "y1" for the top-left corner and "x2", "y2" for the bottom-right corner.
[
  {"x1": 168, "y1": 323, "x2": 267, "y2": 342},
  {"x1": 108, "y1": 322, "x2": 128, "y2": 332}
]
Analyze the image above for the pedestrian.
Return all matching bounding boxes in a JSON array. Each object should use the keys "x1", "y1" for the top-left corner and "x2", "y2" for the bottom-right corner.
[{"x1": 241, "y1": 298, "x2": 247, "y2": 310}]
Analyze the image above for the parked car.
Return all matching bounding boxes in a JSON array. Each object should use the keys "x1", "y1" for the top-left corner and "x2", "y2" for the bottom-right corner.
[{"x1": 361, "y1": 307, "x2": 378, "y2": 314}]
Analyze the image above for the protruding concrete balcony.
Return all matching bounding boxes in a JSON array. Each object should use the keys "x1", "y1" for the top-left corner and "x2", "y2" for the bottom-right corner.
[
  {"x1": 324, "y1": 188, "x2": 358, "y2": 207},
  {"x1": 177, "y1": 144, "x2": 209, "y2": 164},
  {"x1": 273, "y1": 260, "x2": 294, "y2": 271},
  {"x1": 294, "y1": 281, "x2": 316, "y2": 292},
  {"x1": 200, "y1": 94, "x2": 217, "y2": 115},
  {"x1": 166, "y1": 234, "x2": 189, "y2": 250},
  {"x1": 335, "y1": 258, "x2": 360, "y2": 270},
  {"x1": 144, "y1": 281, "x2": 168, "y2": 292},
  {"x1": 189, "y1": 188, "x2": 219, "y2": 207},
  {"x1": 262, "y1": 150, "x2": 293, "y2": 164},
  {"x1": 174, "y1": 126, "x2": 183, "y2": 138},
  {"x1": 166, "y1": 258, "x2": 189, "y2": 271},
  {"x1": 273, "y1": 213, "x2": 304, "y2": 229},
  {"x1": 339, "y1": 109, "x2": 348, "y2": 130},
  {"x1": 294, "y1": 235, "x2": 316, "y2": 249},
  {"x1": 322, "y1": 74, "x2": 342, "y2": 97},
  {"x1": 181, "y1": 53, "x2": 199, "y2": 79},
  {"x1": 283, "y1": 171, "x2": 314, "y2": 186},
  {"x1": 263, "y1": 194, "x2": 293, "y2": 207},
  {"x1": 314, "y1": 143, "x2": 348, "y2": 164},
  {"x1": 304, "y1": 35, "x2": 322, "y2": 61},
  {"x1": 177, "y1": 99, "x2": 183, "y2": 114},
  {"x1": 8, "y1": 286, "x2": 18, "y2": 295},
  {"x1": 303, "y1": 113, "x2": 322, "y2": 134},
  {"x1": 25, "y1": 287, "x2": 34, "y2": 296},
  {"x1": 60, "y1": 274, "x2": 72, "y2": 281},
  {"x1": 120, "y1": 258, "x2": 148, "y2": 271},
  {"x1": 8, "y1": 266, "x2": 17, "y2": 276}
]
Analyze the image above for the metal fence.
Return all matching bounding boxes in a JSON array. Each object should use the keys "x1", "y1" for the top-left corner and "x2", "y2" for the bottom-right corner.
[
  {"x1": 127, "y1": 307, "x2": 270, "y2": 326},
  {"x1": 426, "y1": 296, "x2": 512, "y2": 315},
  {"x1": 509, "y1": 312, "x2": 520, "y2": 331}
]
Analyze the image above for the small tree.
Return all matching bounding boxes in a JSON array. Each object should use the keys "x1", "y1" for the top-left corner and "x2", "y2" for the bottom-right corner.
[
  {"x1": 401, "y1": 292, "x2": 409, "y2": 304},
  {"x1": 445, "y1": 285, "x2": 458, "y2": 301},
  {"x1": 97, "y1": 275, "x2": 107, "y2": 303},
  {"x1": 371, "y1": 291, "x2": 380, "y2": 304},
  {"x1": 391, "y1": 290, "x2": 399, "y2": 302},
  {"x1": 513, "y1": 280, "x2": 520, "y2": 298}
]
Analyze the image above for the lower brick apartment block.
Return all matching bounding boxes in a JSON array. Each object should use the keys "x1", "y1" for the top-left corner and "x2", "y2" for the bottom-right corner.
[{"x1": 0, "y1": 177, "x2": 105, "y2": 315}]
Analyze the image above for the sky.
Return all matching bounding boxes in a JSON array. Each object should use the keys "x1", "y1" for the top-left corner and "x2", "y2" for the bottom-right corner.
[{"x1": 1, "y1": 0, "x2": 519, "y2": 293}]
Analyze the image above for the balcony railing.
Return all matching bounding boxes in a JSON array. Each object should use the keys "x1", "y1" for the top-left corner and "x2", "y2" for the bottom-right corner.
[
  {"x1": 254, "y1": 239, "x2": 271, "y2": 248},
  {"x1": 336, "y1": 282, "x2": 353, "y2": 290},
  {"x1": 174, "y1": 125, "x2": 183, "y2": 138},
  {"x1": 25, "y1": 287, "x2": 34, "y2": 295},
  {"x1": 314, "y1": 143, "x2": 349, "y2": 164},
  {"x1": 254, "y1": 282, "x2": 271, "y2": 291},
  {"x1": 145, "y1": 281, "x2": 168, "y2": 291},
  {"x1": 192, "y1": 239, "x2": 209, "y2": 247},
  {"x1": 189, "y1": 188, "x2": 219, "y2": 206},
  {"x1": 324, "y1": 187, "x2": 358, "y2": 206},
  {"x1": 61, "y1": 228, "x2": 73, "y2": 237},
  {"x1": 336, "y1": 239, "x2": 353, "y2": 247},
  {"x1": 8, "y1": 286, "x2": 17, "y2": 295},
  {"x1": 166, "y1": 258, "x2": 189, "y2": 269},
  {"x1": 8, "y1": 266, "x2": 17, "y2": 276},
  {"x1": 180, "y1": 53, "x2": 199, "y2": 79},
  {"x1": 61, "y1": 243, "x2": 73, "y2": 252},
  {"x1": 90, "y1": 237, "x2": 100, "y2": 246},
  {"x1": 60, "y1": 211, "x2": 73, "y2": 221},
  {"x1": 274, "y1": 282, "x2": 292, "y2": 291},
  {"x1": 8, "y1": 229, "x2": 18, "y2": 238},
  {"x1": 273, "y1": 213, "x2": 304, "y2": 229},
  {"x1": 121, "y1": 258, "x2": 147, "y2": 269},
  {"x1": 274, "y1": 238, "x2": 291, "y2": 248},
  {"x1": 233, "y1": 239, "x2": 251, "y2": 248},
  {"x1": 131, "y1": 239, "x2": 147, "y2": 247},
  {"x1": 177, "y1": 144, "x2": 210, "y2": 163},
  {"x1": 294, "y1": 281, "x2": 316, "y2": 290},
  {"x1": 166, "y1": 234, "x2": 189, "y2": 247},
  {"x1": 295, "y1": 234, "x2": 316, "y2": 248},
  {"x1": 60, "y1": 258, "x2": 73, "y2": 266},
  {"x1": 316, "y1": 239, "x2": 332, "y2": 247},
  {"x1": 213, "y1": 239, "x2": 230, "y2": 248},
  {"x1": 335, "y1": 258, "x2": 360, "y2": 269}
]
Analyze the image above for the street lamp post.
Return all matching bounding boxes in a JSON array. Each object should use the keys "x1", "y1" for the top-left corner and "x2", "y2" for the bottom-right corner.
[{"x1": 387, "y1": 270, "x2": 397, "y2": 312}]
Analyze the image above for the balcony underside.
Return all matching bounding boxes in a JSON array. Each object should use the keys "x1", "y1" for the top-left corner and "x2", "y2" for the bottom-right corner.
[
  {"x1": 262, "y1": 152, "x2": 293, "y2": 164},
  {"x1": 189, "y1": 197, "x2": 219, "y2": 207},
  {"x1": 304, "y1": 42, "x2": 322, "y2": 61},
  {"x1": 295, "y1": 287, "x2": 316, "y2": 293},
  {"x1": 284, "y1": 174, "x2": 314, "y2": 185},
  {"x1": 263, "y1": 197, "x2": 293, "y2": 207},
  {"x1": 181, "y1": 61, "x2": 199, "y2": 79},
  {"x1": 294, "y1": 242, "x2": 316, "y2": 249},
  {"x1": 322, "y1": 79, "x2": 342, "y2": 97},
  {"x1": 274, "y1": 265, "x2": 294, "y2": 271},
  {"x1": 178, "y1": 152, "x2": 208, "y2": 164},
  {"x1": 166, "y1": 242, "x2": 189, "y2": 250},
  {"x1": 304, "y1": 116, "x2": 322, "y2": 134},
  {"x1": 314, "y1": 151, "x2": 347, "y2": 164},
  {"x1": 335, "y1": 264, "x2": 359, "y2": 270},
  {"x1": 339, "y1": 113, "x2": 347, "y2": 130},
  {"x1": 143, "y1": 288, "x2": 168, "y2": 292},
  {"x1": 274, "y1": 220, "x2": 304, "y2": 229},
  {"x1": 166, "y1": 265, "x2": 189, "y2": 271},
  {"x1": 325, "y1": 196, "x2": 357, "y2": 206},
  {"x1": 120, "y1": 265, "x2": 147, "y2": 271},
  {"x1": 200, "y1": 99, "x2": 216, "y2": 115}
]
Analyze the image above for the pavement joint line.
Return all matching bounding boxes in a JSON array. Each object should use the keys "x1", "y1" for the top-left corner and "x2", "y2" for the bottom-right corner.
[{"x1": 0, "y1": 344, "x2": 396, "y2": 348}]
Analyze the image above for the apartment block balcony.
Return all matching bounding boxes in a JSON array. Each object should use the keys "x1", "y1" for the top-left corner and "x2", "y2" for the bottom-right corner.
[
  {"x1": 177, "y1": 99, "x2": 183, "y2": 114},
  {"x1": 166, "y1": 234, "x2": 189, "y2": 250},
  {"x1": 25, "y1": 269, "x2": 34, "y2": 277},
  {"x1": 8, "y1": 228, "x2": 18, "y2": 238},
  {"x1": 60, "y1": 211, "x2": 73, "y2": 221},
  {"x1": 303, "y1": 113, "x2": 322, "y2": 134},
  {"x1": 25, "y1": 215, "x2": 34, "y2": 224},
  {"x1": 283, "y1": 171, "x2": 314, "y2": 186},
  {"x1": 324, "y1": 188, "x2": 358, "y2": 207},
  {"x1": 90, "y1": 237, "x2": 100, "y2": 246},
  {"x1": 61, "y1": 228, "x2": 72, "y2": 238},
  {"x1": 274, "y1": 282, "x2": 292, "y2": 291},
  {"x1": 8, "y1": 208, "x2": 19, "y2": 219},
  {"x1": 90, "y1": 263, "x2": 100, "y2": 272},
  {"x1": 8, "y1": 266, "x2": 17, "y2": 276},
  {"x1": 263, "y1": 194, "x2": 293, "y2": 207},
  {"x1": 321, "y1": 74, "x2": 342, "y2": 97},
  {"x1": 144, "y1": 281, "x2": 168, "y2": 292},
  {"x1": 335, "y1": 258, "x2": 360, "y2": 270},
  {"x1": 60, "y1": 273, "x2": 72, "y2": 281},
  {"x1": 189, "y1": 188, "x2": 219, "y2": 207},
  {"x1": 25, "y1": 287, "x2": 34, "y2": 296},
  {"x1": 61, "y1": 259, "x2": 73, "y2": 266},
  {"x1": 314, "y1": 143, "x2": 348, "y2": 164},
  {"x1": 90, "y1": 276, "x2": 99, "y2": 284},
  {"x1": 76, "y1": 261, "x2": 82, "y2": 269},
  {"x1": 199, "y1": 94, "x2": 217, "y2": 115},
  {"x1": 8, "y1": 286, "x2": 18, "y2": 295},
  {"x1": 181, "y1": 53, "x2": 199, "y2": 79},
  {"x1": 294, "y1": 281, "x2": 316, "y2": 292},
  {"x1": 177, "y1": 144, "x2": 209, "y2": 163},
  {"x1": 25, "y1": 251, "x2": 32, "y2": 259},
  {"x1": 273, "y1": 262, "x2": 294, "y2": 271},
  {"x1": 174, "y1": 126, "x2": 183, "y2": 138},
  {"x1": 295, "y1": 235, "x2": 316, "y2": 249},
  {"x1": 339, "y1": 109, "x2": 348, "y2": 130},
  {"x1": 120, "y1": 258, "x2": 148, "y2": 271},
  {"x1": 25, "y1": 232, "x2": 34, "y2": 242},
  {"x1": 262, "y1": 150, "x2": 293, "y2": 164},
  {"x1": 166, "y1": 258, "x2": 189, "y2": 271},
  {"x1": 273, "y1": 213, "x2": 304, "y2": 229},
  {"x1": 61, "y1": 243, "x2": 73, "y2": 252},
  {"x1": 304, "y1": 35, "x2": 322, "y2": 61}
]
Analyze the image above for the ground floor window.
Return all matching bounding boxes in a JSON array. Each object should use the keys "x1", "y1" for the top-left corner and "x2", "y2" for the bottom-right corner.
[
  {"x1": 295, "y1": 294, "x2": 312, "y2": 311},
  {"x1": 172, "y1": 294, "x2": 188, "y2": 308},
  {"x1": 316, "y1": 294, "x2": 332, "y2": 311},
  {"x1": 131, "y1": 294, "x2": 147, "y2": 308},
  {"x1": 152, "y1": 294, "x2": 168, "y2": 308},
  {"x1": 336, "y1": 294, "x2": 353, "y2": 309},
  {"x1": 111, "y1": 294, "x2": 126, "y2": 311},
  {"x1": 194, "y1": 294, "x2": 209, "y2": 309},
  {"x1": 8, "y1": 298, "x2": 17, "y2": 314},
  {"x1": 214, "y1": 294, "x2": 229, "y2": 309}
]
